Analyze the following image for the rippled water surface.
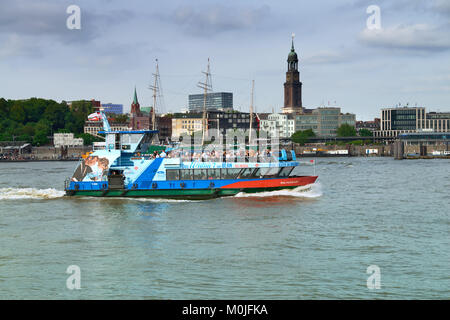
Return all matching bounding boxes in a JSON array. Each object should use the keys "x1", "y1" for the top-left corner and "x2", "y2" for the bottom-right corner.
[{"x1": 0, "y1": 158, "x2": 448, "y2": 299}]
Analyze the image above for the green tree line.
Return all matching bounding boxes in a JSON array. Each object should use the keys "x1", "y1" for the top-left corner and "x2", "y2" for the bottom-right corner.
[{"x1": 0, "y1": 98, "x2": 95, "y2": 146}]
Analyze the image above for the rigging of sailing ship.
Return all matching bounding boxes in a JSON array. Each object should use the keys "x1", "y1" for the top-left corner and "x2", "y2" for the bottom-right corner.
[
  {"x1": 197, "y1": 58, "x2": 212, "y2": 146},
  {"x1": 249, "y1": 79, "x2": 255, "y2": 145},
  {"x1": 148, "y1": 59, "x2": 163, "y2": 131}
]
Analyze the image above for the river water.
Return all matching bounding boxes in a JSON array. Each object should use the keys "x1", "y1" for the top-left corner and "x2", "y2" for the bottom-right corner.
[{"x1": 0, "y1": 158, "x2": 448, "y2": 299}]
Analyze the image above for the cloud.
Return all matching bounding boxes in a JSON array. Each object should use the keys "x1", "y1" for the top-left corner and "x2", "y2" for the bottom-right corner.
[
  {"x1": 432, "y1": 0, "x2": 450, "y2": 16},
  {"x1": 0, "y1": 34, "x2": 42, "y2": 58},
  {"x1": 0, "y1": 0, "x2": 134, "y2": 44},
  {"x1": 358, "y1": 24, "x2": 450, "y2": 52},
  {"x1": 163, "y1": 4, "x2": 271, "y2": 37},
  {"x1": 303, "y1": 50, "x2": 354, "y2": 64}
]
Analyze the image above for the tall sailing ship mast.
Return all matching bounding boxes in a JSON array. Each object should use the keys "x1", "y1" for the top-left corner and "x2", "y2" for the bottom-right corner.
[
  {"x1": 197, "y1": 58, "x2": 212, "y2": 146},
  {"x1": 249, "y1": 79, "x2": 255, "y2": 144},
  {"x1": 149, "y1": 59, "x2": 163, "y2": 131}
]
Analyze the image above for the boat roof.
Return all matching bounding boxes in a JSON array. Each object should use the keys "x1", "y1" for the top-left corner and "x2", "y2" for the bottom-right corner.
[{"x1": 98, "y1": 130, "x2": 159, "y2": 134}]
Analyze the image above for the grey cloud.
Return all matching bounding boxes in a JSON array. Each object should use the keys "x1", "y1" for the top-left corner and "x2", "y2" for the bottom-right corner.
[
  {"x1": 0, "y1": 0, "x2": 134, "y2": 44},
  {"x1": 358, "y1": 23, "x2": 450, "y2": 52},
  {"x1": 303, "y1": 50, "x2": 355, "y2": 64},
  {"x1": 0, "y1": 34, "x2": 43, "y2": 58},
  {"x1": 163, "y1": 4, "x2": 271, "y2": 37},
  {"x1": 432, "y1": 0, "x2": 450, "y2": 16}
]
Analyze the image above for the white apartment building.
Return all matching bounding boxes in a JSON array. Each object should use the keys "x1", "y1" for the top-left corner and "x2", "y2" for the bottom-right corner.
[
  {"x1": 84, "y1": 121, "x2": 131, "y2": 136},
  {"x1": 259, "y1": 113, "x2": 296, "y2": 138},
  {"x1": 53, "y1": 133, "x2": 84, "y2": 147}
]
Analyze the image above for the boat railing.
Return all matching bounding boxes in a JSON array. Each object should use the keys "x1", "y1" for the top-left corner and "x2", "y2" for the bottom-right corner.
[
  {"x1": 64, "y1": 178, "x2": 71, "y2": 190},
  {"x1": 163, "y1": 151, "x2": 278, "y2": 163}
]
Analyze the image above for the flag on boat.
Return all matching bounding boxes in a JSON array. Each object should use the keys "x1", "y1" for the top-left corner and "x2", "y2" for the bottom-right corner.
[{"x1": 88, "y1": 112, "x2": 101, "y2": 121}]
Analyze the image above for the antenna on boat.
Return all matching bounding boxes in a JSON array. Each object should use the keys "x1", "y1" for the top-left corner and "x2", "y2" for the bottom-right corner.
[
  {"x1": 197, "y1": 58, "x2": 212, "y2": 145},
  {"x1": 249, "y1": 79, "x2": 255, "y2": 144}
]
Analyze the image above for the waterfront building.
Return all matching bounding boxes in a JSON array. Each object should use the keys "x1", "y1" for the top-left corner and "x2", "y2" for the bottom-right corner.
[
  {"x1": 101, "y1": 103, "x2": 123, "y2": 114},
  {"x1": 374, "y1": 106, "x2": 450, "y2": 138},
  {"x1": 84, "y1": 121, "x2": 131, "y2": 136},
  {"x1": 294, "y1": 107, "x2": 356, "y2": 137},
  {"x1": 356, "y1": 118, "x2": 380, "y2": 133},
  {"x1": 399, "y1": 132, "x2": 450, "y2": 146},
  {"x1": 150, "y1": 114, "x2": 173, "y2": 143},
  {"x1": 53, "y1": 133, "x2": 84, "y2": 148},
  {"x1": 188, "y1": 92, "x2": 233, "y2": 112},
  {"x1": 282, "y1": 37, "x2": 303, "y2": 114},
  {"x1": 171, "y1": 113, "x2": 204, "y2": 138},
  {"x1": 91, "y1": 99, "x2": 101, "y2": 110},
  {"x1": 295, "y1": 109, "x2": 319, "y2": 133},
  {"x1": 207, "y1": 110, "x2": 259, "y2": 135},
  {"x1": 171, "y1": 111, "x2": 258, "y2": 140},
  {"x1": 259, "y1": 113, "x2": 295, "y2": 138},
  {"x1": 129, "y1": 87, "x2": 150, "y2": 130}
]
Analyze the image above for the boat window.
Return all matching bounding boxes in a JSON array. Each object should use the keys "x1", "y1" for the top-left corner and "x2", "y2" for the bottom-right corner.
[
  {"x1": 106, "y1": 134, "x2": 115, "y2": 149},
  {"x1": 166, "y1": 169, "x2": 180, "y2": 180},
  {"x1": 286, "y1": 151, "x2": 293, "y2": 161},
  {"x1": 221, "y1": 168, "x2": 241, "y2": 179},
  {"x1": 254, "y1": 167, "x2": 279, "y2": 178},
  {"x1": 278, "y1": 167, "x2": 294, "y2": 177},
  {"x1": 136, "y1": 133, "x2": 153, "y2": 153},
  {"x1": 208, "y1": 169, "x2": 221, "y2": 180},
  {"x1": 237, "y1": 168, "x2": 256, "y2": 179},
  {"x1": 193, "y1": 169, "x2": 208, "y2": 180},
  {"x1": 121, "y1": 134, "x2": 132, "y2": 144},
  {"x1": 180, "y1": 169, "x2": 193, "y2": 180},
  {"x1": 289, "y1": 166, "x2": 301, "y2": 177}
]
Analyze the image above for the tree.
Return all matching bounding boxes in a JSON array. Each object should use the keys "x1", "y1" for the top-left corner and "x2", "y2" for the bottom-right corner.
[
  {"x1": 17, "y1": 134, "x2": 32, "y2": 143},
  {"x1": 43, "y1": 101, "x2": 69, "y2": 131},
  {"x1": 337, "y1": 124, "x2": 357, "y2": 137},
  {"x1": 10, "y1": 103, "x2": 26, "y2": 123},
  {"x1": 291, "y1": 129, "x2": 316, "y2": 144},
  {"x1": 359, "y1": 128, "x2": 373, "y2": 137},
  {"x1": 0, "y1": 98, "x2": 8, "y2": 119},
  {"x1": 33, "y1": 131, "x2": 49, "y2": 146}
]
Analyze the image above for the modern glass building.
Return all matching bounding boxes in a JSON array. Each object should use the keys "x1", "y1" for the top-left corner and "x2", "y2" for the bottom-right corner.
[
  {"x1": 188, "y1": 92, "x2": 233, "y2": 112},
  {"x1": 101, "y1": 103, "x2": 123, "y2": 114},
  {"x1": 295, "y1": 107, "x2": 356, "y2": 137},
  {"x1": 375, "y1": 106, "x2": 450, "y2": 138}
]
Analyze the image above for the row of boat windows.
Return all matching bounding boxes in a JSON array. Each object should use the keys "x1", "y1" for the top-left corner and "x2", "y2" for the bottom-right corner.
[{"x1": 166, "y1": 167, "x2": 295, "y2": 180}]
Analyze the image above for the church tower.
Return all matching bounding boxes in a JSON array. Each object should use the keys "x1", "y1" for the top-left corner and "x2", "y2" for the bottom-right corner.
[
  {"x1": 282, "y1": 35, "x2": 303, "y2": 114},
  {"x1": 129, "y1": 86, "x2": 150, "y2": 130},
  {"x1": 130, "y1": 86, "x2": 141, "y2": 115}
]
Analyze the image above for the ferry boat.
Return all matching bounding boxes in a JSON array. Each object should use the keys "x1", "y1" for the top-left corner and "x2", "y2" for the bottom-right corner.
[{"x1": 64, "y1": 112, "x2": 318, "y2": 200}]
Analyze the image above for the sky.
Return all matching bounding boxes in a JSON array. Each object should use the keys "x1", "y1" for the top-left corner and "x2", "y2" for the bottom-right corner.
[{"x1": 0, "y1": 0, "x2": 449, "y2": 120}]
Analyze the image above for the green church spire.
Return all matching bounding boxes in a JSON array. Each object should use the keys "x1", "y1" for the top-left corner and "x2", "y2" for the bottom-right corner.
[{"x1": 133, "y1": 86, "x2": 139, "y2": 104}]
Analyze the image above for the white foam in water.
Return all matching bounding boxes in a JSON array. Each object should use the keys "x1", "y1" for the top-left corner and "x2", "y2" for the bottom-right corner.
[
  {"x1": 0, "y1": 188, "x2": 65, "y2": 200},
  {"x1": 234, "y1": 182, "x2": 323, "y2": 198}
]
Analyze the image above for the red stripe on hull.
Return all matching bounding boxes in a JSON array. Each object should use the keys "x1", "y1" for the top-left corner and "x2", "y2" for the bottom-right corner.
[{"x1": 221, "y1": 176, "x2": 318, "y2": 189}]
